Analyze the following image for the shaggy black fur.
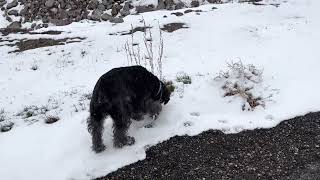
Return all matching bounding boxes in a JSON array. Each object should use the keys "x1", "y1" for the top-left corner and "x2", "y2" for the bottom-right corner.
[{"x1": 87, "y1": 66, "x2": 171, "y2": 153}]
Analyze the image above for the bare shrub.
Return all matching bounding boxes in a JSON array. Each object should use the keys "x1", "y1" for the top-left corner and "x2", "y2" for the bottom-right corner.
[
  {"x1": 125, "y1": 20, "x2": 164, "y2": 80},
  {"x1": 0, "y1": 109, "x2": 14, "y2": 132},
  {"x1": 0, "y1": 108, "x2": 5, "y2": 122},
  {"x1": 176, "y1": 72, "x2": 192, "y2": 84},
  {"x1": 17, "y1": 105, "x2": 49, "y2": 118},
  {"x1": 215, "y1": 60, "x2": 279, "y2": 111},
  {"x1": 31, "y1": 64, "x2": 39, "y2": 71}
]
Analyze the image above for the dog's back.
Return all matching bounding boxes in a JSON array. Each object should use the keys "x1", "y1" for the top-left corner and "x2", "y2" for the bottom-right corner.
[{"x1": 90, "y1": 66, "x2": 159, "y2": 114}]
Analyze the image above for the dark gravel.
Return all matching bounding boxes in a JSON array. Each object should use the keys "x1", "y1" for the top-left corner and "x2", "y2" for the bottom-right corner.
[{"x1": 98, "y1": 112, "x2": 320, "y2": 180}]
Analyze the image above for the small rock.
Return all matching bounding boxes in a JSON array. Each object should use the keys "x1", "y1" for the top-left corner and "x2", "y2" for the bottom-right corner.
[
  {"x1": 102, "y1": 0, "x2": 113, "y2": 6},
  {"x1": 101, "y1": 13, "x2": 112, "y2": 21},
  {"x1": 45, "y1": 0, "x2": 55, "y2": 8},
  {"x1": 7, "y1": 21, "x2": 21, "y2": 29},
  {"x1": 1, "y1": 123, "x2": 13, "y2": 132},
  {"x1": 42, "y1": 23, "x2": 49, "y2": 28},
  {"x1": 120, "y1": 2, "x2": 130, "y2": 16},
  {"x1": 0, "y1": 0, "x2": 6, "y2": 7},
  {"x1": 191, "y1": 0, "x2": 200, "y2": 7},
  {"x1": 184, "y1": 9, "x2": 193, "y2": 13},
  {"x1": 34, "y1": 24, "x2": 42, "y2": 30},
  {"x1": 111, "y1": 3, "x2": 120, "y2": 16},
  {"x1": 6, "y1": 0, "x2": 18, "y2": 9},
  {"x1": 90, "y1": 9, "x2": 102, "y2": 21},
  {"x1": 97, "y1": 3, "x2": 105, "y2": 11},
  {"x1": 171, "y1": 12, "x2": 183, "y2": 16},
  {"x1": 50, "y1": 7, "x2": 58, "y2": 14},
  {"x1": 175, "y1": 2, "x2": 185, "y2": 10},
  {"x1": 19, "y1": 7, "x2": 28, "y2": 15},
  {"x1": 6, "y1": 16, "x2": 12, "y2": 22},
  {"x1": 51, "y1": 19, "x2": 71, "y2": 26},
  {"x1": 42, "y1": 16, "x2": 49, "y2": 23},
  {"x1": 31, "y1": 23, "x2": 36, "y2": 29},
  {"x1": 45, "y1": 116, "x2": 60, "y2": 124},
  {"x1": 88, "y1": 0, "x2": 99, "y2": 10},
  {"x1": 59, "y1": 9, "x2": 68, "y2": 19},
  {"x1": 207, "y1": 0, "x2": 222, "y2": 3},
  {"x1": 157, "y1": 0, "x2": 165, "y2": 9},
  {"x1": 109, "y1": 17, "x2": 124, "y2": 23},
  {"x1": 136, "y1": 4, "x2": 155, "y2": 13},
  {"x1": 8, "y1": 9, "x2": 19, "y2": 16},
  {"x1": 164, "y1": 0, "x2": 174, "y2": 10}
]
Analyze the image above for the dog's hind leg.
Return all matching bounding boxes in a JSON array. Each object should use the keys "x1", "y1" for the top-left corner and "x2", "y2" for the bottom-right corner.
[
  {"x1": 111, "y1": 110, "x2": 135, "y2": 148},
  {"x1": 87, "y1": 107, "x2": 107, "y2": 153}
]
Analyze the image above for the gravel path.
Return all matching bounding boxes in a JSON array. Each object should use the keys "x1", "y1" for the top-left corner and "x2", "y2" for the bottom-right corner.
[{"x1": 98, "y1": 112, "x2": 320, "y2": 180}]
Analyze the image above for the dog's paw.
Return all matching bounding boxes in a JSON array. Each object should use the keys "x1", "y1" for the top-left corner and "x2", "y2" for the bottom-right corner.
[
  {"x1": 114, "y1": 136, "x2": 135, "y2": 148},
  {"x1": 92, "y1": 144, "x2": 106, "y2": 153}
]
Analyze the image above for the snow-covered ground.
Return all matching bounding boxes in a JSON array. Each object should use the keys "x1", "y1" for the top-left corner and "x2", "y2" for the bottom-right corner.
[{"x1": 1, "y1": 0, "x2": 320, "y2": 179}]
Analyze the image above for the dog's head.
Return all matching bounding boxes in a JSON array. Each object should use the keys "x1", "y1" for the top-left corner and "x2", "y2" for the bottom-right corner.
[{"x1": 160, "y1": 82, "x2": 172, "y2": 105}]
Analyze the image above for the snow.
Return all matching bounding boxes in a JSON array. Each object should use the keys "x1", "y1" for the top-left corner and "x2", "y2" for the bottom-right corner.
[{"x1": 1, "y1": 0, "x2": 320, "y2": 179}]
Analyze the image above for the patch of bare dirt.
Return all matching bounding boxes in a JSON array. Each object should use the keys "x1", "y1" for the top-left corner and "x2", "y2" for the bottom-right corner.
[
  {"x1": 109, "y1": 26, "x2": 152, "y2": 36},
  {"x1": 161, "y1": 23, "x2": 189, "y2": 33},
  {"x1": 0, "y1": 28, "x2": 63, "y2": 36},
  {"x1": 7, "y1": 37, "x2": 85, "y2": 53}
]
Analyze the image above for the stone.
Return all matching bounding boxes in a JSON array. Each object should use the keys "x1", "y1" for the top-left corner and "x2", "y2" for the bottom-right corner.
[
  {"x1": 164, "y1": 0, "x2": 174, "y2": 10},
  {"x1": 191, "y1": 0, "x2": 199, "y2": 7},
  {"x1": 207, "y1": 0, "x2": 222, "y2": 3},
  {"x1": 31, "y1": 23, "x2": 36, "y2": 29},
  {"x1": 157, "y1": 0, "x2": 165, "y2": 9},
  {"x1": 90, "y1": 9, "x2": 102, "y2": 21},
  {"x1": 50, "y1": 7, "x2": 58, "y2": 14},
  {"x1": 184, "y1": 9, "x2": 193, "y2": 13},
  {"x1": 175, "y1": 2, "x2": 185, "y2": 10},
  {"x1": 101, "y1": 13, "x2": 112, "y2": 21},
  {"x1": 6, "y1": 16, "x2": 12, "y2": 22},
  {"x1": 0, "y1": 0, "x2": 6, "y2": 7},
  {"x1": 51, "y1": 19, "x2": 71, "y2": 26},
  {"x1": 19, "y1": 7, "x2": 28, "y2": 15},
  {"x1": 109, "y1": 17, "x2": 123, "y2": 23},
  {"x1": 88, "y1": 0, "x2": 99, "y2": 10},
  {"x1": 171, "y1": 12, "x2": 183, "y2": 16},
  {"x1": 45, "y1": 0, "x2": 55, "y2": 8},
  {"x1": 111, "y1": 3, "x2": 120, "y2": 16},
  {"x1": 6, "y1": 0, "x2": 18, "y2": 9},
  {"x1": 8, "y1": 9, "x2": 19, "y2": 16},
  {"x1": 97, "y1": 3, "x2": 105, "y2": 11},
  {"x1": 59, "y1": 9, "x2": 68, "y2": 19},
  {"x1": 120, "y1": 2, "x2": 130, "y2": 16},
  {"x1": 7, "y1": 21, "x2": 21, "y2": 29},
  {"x1": 136, "y1": 4, "x2": 155, "y2": 13}
]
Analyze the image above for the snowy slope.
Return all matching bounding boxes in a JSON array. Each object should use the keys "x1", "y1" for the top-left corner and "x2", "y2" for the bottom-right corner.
[{"x1": 1, "y1": 0, "x2": 320, "y2": 179}]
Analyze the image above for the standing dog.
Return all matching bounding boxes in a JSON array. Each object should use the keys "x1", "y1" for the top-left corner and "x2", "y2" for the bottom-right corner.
[{"x1": 87, "y1": 66, "x2": 171, "y2": 153}]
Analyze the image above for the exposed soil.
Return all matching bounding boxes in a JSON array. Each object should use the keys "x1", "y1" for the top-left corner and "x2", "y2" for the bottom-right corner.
[
  {"x1": 161, "y1": 23, "x2": 189, "y2": 33},
  {"x1": 8, "y1": 37, "x2": 85, "y2": 53},
  {"x1": 0, "y1": 28, "x2": 63, "y2": 36},
  {"x1": 109, "y1": 26, "x2": 152, "y2": 36},
  {"x1": 98, "y1": 112, "x2": 320, "y2": 179}
]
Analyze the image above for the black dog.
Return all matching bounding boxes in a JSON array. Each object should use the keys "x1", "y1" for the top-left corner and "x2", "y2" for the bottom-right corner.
[{"x1": 87, "y1": 65, "x2": 171, "y2": 153}]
